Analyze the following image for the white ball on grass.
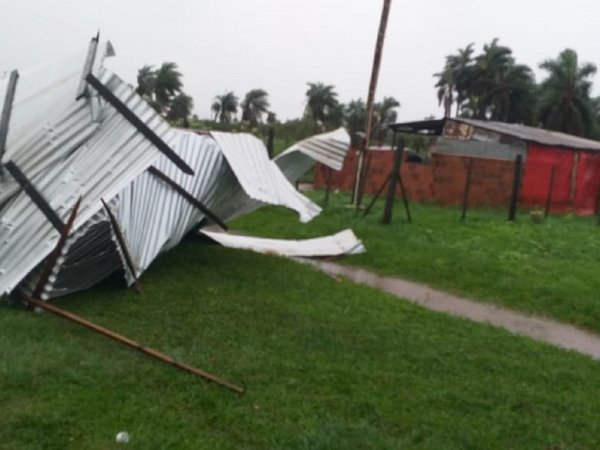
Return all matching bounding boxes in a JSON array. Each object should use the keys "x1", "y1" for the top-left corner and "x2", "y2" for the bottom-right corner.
[{"x1": 115, "y1": 431, "x2": 130, "y2": 444}]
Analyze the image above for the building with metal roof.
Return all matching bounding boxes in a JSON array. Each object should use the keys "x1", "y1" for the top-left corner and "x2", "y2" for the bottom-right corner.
[{"x1": 314, "y1": 117, "x2": 600, "y2": 215}]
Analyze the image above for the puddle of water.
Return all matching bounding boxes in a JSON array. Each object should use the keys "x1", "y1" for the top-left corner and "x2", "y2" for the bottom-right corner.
[{"x1": 298, "y1": 258, "x2": 600, "y2": 360}]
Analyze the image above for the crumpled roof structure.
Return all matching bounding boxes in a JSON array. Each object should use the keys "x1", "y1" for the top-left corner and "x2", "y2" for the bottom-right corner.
[
  {"x1": 275, "y1": 127, "x2": 350, "y2": 183},
  {"x1": 0, "y1": 36, "x2": 359, "y2": 301}
]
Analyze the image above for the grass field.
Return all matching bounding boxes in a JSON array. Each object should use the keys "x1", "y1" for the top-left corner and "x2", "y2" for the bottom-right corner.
[
  {"x1": 233, "y1": 190, "x2": 600, "y2": 332},
  {"x1": 2, "y1": 240, "x2": 600, "y2": 449}
]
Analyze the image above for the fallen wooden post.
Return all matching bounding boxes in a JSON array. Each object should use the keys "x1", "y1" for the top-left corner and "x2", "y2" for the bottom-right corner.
[{"x1": 20, "y1": 294, "x2": 245, "y2": 395}]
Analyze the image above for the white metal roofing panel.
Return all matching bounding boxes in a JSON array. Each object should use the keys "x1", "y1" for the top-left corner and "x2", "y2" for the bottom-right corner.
[
  {"x1": 116, "y1": 130, "x2": 225, "y2": 281},
  {"x1": 0, "y1": 41, "x2": 113, "y2": 160},
  {"x1": 201, "y1": 229, "x2": 366, "y2": 257},
  {"x1": 274, "y1": 151, "x2": 316, "y2": 184},
  {"x1": 200, "y1": 229, "x2": 365, "y2": 257},
  {"x1": 0, "y1": 69, "x2": 174, "y2": 296},
  {"x1": 210, "y1": 131, "x2": 321, "y2": 223},
  {"x1": 276, "y1": 127, "x2": 350, "y2": 171}
]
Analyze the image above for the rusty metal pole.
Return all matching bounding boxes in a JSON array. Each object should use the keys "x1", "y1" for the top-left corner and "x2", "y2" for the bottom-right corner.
[
  {"x1": 20, "y1": 295, "x2": 245, "y2": 394},
  {"x1": 32, "y1": 197, "x2": 82, "y2": 299},
  {"x1": 101, "y1": 199, "x2": 142, "y2": 294},
  {"x1": 352, "y1": 0, "x2": 392, "y2": 211}
]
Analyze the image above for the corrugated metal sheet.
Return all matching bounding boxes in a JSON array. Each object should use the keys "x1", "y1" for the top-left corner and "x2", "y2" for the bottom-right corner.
[
  {"x1": 201, "y1": 229, "x2": 365, "y2": 257},
  {"x1": 275, "y1": 127, "x2": 350, "y2": 182},
  {"x1": 30, "y1": 129, "x2": 341, "y2": 295},
  {"x1": 211, "y1": 131, "x2": 321, "y2": 222},
  {"x1": 0, "y1": 68, "x2": 176, "y2": 296},
  {"x1": 435, "y1": 137, "x2": 526, "y2": 161}
]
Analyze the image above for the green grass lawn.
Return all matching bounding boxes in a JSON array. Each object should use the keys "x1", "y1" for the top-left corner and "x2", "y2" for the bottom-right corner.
[
  {"x1": 233, "y1": 190, "x2": 600, "y2": 332},
  {"x1": 2, "y1": 240, "x2": 600, "y2": 449}
]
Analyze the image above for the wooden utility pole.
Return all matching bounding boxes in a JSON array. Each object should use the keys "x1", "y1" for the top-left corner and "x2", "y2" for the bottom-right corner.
[{"x1": 352, "y1": 0, "x2": 393, "y2": 210}]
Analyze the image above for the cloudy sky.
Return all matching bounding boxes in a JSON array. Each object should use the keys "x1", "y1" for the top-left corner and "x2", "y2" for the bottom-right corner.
[{"x1": 1, "y1": 0, "x2": 599, "y2": 122}]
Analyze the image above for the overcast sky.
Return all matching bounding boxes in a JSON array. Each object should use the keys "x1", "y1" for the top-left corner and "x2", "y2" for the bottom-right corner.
[{"x1": 1, "y1": 0, "x2": 599, "y2": 122}]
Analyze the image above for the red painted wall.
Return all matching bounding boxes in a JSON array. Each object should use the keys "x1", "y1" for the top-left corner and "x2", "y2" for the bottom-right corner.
[
  {"x1": 520, "y1": 145, "x2": 574, "y2": 211},
  {"x1": 314, "y1": 145, "x2": 600, "y2": 215}
]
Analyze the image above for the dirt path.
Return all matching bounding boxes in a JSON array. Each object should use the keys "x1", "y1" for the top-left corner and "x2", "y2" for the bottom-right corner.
[{"x1": 299, "y1": 258, "x2": 600, "y2": 360}]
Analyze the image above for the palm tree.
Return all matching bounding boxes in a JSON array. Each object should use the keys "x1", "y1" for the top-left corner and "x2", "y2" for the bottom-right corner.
[
  {"x1": 167, "y1": 93, "x2": 194, "y2": 127},
  {"x1": 345, "y1": 99, "x2": 367, "y2": 145},
  {"x1": 213, "y1": 92, "x2": 238, "y2": 123},
  {"x1": 452, "y1": 44, "x2": 475, "y2": 116},
  {"x1": 241, "y1": 89, "x2": 270, "y2": 126},
  {"x1": 305, "y1": 82, "x2": 339, "y2": 128},
  {"x1": 135, "y1": 62, "x2": 184, "y2": 114},
  {"x1": 488, "y1": 63, "x2": 535, "y2": 123},
  {"x1": 433, "y1": 44, "x2": 474, "y2": 117},
  {"x1": 537, "y1": 49, "x2": 597, "y2": 137},
  {"x1": 135, "y1": 65, "x2": 156, "y2": 101},
  {"x1": 373, "y1": 96, "x2": 400, "y2": 143},
  {"x1": 470, "y1": 38, "x2": 514, "y2": 119},
  {"x1": 434, "y1": 65, "x2": 455, "y2": 118},
  {"x1": 211, "y1": 101, "x2": 221, "y2": 121},
  {"x1": 153, "y1": 62, "x2": 183, "y2": 114}
]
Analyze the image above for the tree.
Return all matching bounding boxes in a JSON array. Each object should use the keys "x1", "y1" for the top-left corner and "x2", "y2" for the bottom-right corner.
[
  {"x1": 537, "y1": 49, "x2": 597, "y2": 137},
  {"x1": 153, "y1": 62, "x2": 183, "y2": 114},
  {"x1": 135, "y1": 62, "x2": 184, "y2": 115},
  {"x1": 304, "y1": 82, "x2": 339, "y2": 129},
  {"x1": 489, "y1": 63, "x2": 536, "y2": 123},
  {"x1": 213, "y1": 92, "x2": 238, "y2": 123},
  {"x1": 136, "y1": 65, "x2": 156, "y2": 100},
  {"x1": 469, "y1": 38, "x2": 515, "y2": 118},
  {"x1": 373, "y1": 96, "x2": 400, "y2": 143},
  {"x1": 345, "y1": 99, "x2": 367, "y2": 145},
  {"x1": 167, "y1": 93, "x2": 194, "y2": 127},
  {"x1": 436, "y1": 39, "x2": 535, "y2": 124},
  {"x1": 433, "y1": 44, "x2": 474, "y2": 117},
  {"x1": 211, "y1": 101, "x2": 221, "y2": 122},
  {"x1": 241, "y1": 89, "x2": 270, "y2": 126}
]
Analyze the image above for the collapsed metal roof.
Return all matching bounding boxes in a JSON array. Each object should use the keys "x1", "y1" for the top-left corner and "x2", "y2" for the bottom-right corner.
[{"x1": 0, "y1": 36, "x2": 362, "y2": 301}]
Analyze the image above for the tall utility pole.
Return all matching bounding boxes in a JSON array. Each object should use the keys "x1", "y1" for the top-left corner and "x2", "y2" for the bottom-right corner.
[{"x1": 352, "y1": 0, "x2": 392, "y2": 210}]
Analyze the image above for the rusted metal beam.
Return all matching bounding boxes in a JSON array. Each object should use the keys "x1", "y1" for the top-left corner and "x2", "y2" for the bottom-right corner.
[
  {"x1": 147, "y1": 166, "x2": 228, "y2": 231},
  {"x1": 5, "y1": 161, "x2": 65, "y2": 232},
  {"x1": 85, "y1": 73, "x2": 194, "y2": 176},
  {"x1": 101, "y1": 199, "x2": 142, "y2": 294},
  {"x1": 32, "y1": 197, "x2": 82, "y2": 299},
  {"x1": 20, "y1": 294, "x2": 245, "y2": 394},
  {"x1": 0, "y1": 70, "x2": 19, "y2": 169}
]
